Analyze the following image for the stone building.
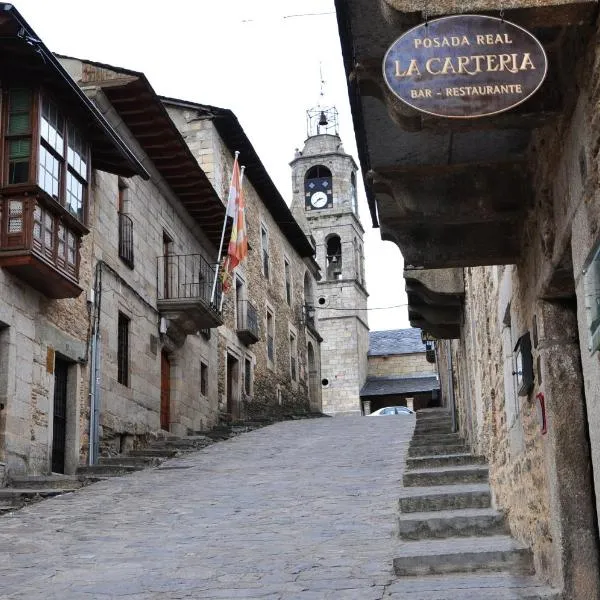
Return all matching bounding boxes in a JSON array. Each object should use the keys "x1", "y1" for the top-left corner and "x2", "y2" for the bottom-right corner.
[
  {"x1": 290, "y1": 110, "x2": 368, "y2": 416},
  {"x1": 0, "y1": 3, "x2": 322, "y2": 484},
  {"x1": 336, "y1": 0, "x2": 600, "y2": 597},
  {"x1": 0, "y1": 7, "x2": 147, "y2": 480},
  {"x1": 162, "y1": 98, "x2": 323, "y2": 419},
  {"x1": 360, "y1": 329, "x2": 439, "y2": 414},
  {"x1": 57, "y1": 58, "x2": 229, "y2": 460}
]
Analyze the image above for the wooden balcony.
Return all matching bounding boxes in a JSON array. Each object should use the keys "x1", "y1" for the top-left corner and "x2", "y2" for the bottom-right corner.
[
  {"x1": 236, "y1": 300, "x2": 260, "y2": 345},
  {"x1": 157, "y1": 253, "x2": 223, "y2": 346},
  {"x1": 0, "y1": 195, "x2": 83, "y2": 298}
]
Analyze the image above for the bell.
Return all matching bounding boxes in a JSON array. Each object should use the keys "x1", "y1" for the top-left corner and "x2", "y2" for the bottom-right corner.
[{"x1": 318, "y1": 111, "x2": 328, "y2": 127}]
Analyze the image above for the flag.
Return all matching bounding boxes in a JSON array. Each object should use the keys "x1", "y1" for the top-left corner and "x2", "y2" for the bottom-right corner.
[
  {"x1": 221, "y1": 166, "x2": 247, "y2": 294},
  {"x1": 226, "y1": 154, "x2": 241, "y2": 219}
]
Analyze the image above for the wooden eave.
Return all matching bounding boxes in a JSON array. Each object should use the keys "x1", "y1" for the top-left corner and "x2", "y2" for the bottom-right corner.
[{"x1": 79, "y1": 73, "x2": 228, "y2": 250}]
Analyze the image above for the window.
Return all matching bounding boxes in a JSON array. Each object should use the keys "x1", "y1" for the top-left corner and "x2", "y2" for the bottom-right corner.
[
  {"x1": 200, "y1": 361, "x2": 208, "y2": 396},
  {"x1": 284, "y1": 258, "x2": 292, "y2": 305},
  {"x1": 266, "y1": 308, "x2": 274, "y2": 365},
  {"x1": 3, "y1": 89, "x2": 89, "y2": 217},
  {"x1": 351, "y1": 172, "x2": 358, "y2": 214},
  {"x1": 37, "y1": 96, "x2": 89, "y2": 221},
  {"x1": 117, "y1": 312, "x2": 130, "y2": 386},
  {"x1": 244, "y1": 357, "x2": 252, "y2": 396},
  {"x1": 326, "y1": 235, "x2": 343, "y2": 280},
  {"x1": 7, "y1": 89, "x2": 32, "y2": 185},
  {"x1": 289, "y1": 331, "x2": 297, "y2": 381},
  {"x1": 7, "y1": 199, "x2": 23, "y2": 234},
  {"x1": 118, "y1": 183, "x2": 134, "y2": 269},
  {"x1": 261, "y1": 224, "x2": 269, "y2": 279},
  {"x1": 236, "y1": 277, "x2": 245, "y2": 330}
]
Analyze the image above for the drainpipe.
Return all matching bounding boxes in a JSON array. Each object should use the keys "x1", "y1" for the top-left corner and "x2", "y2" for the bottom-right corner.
[
  {"x1": 447, "y1": 339, "x2": 457, "y2": 433},
  {"x1": 88, "y1": 262, "x2": 103, "y2": 465}
]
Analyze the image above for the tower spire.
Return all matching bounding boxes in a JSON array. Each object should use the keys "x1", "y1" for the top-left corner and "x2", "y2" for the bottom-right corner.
[{"x1": 306, "y1": 62, "x2": 339, "y2": 137}]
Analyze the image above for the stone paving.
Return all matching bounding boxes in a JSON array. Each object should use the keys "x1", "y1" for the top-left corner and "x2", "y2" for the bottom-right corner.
[{"x1": 0, "y1": 416, "x2": 413, "y2": 599}]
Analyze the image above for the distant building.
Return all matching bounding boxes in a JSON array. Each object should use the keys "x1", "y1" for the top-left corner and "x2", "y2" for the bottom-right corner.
[
  {"x1": 290, "y1": 107, "x2": 368, "y2": 416},
  {"x1": 360, "y1": 329, "x2": 439, "y2": 414}
]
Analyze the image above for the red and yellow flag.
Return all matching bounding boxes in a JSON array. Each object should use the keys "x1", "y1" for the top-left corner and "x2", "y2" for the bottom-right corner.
[{"x1": 221, "y1": 164, "x2": 247, "y2": 293}]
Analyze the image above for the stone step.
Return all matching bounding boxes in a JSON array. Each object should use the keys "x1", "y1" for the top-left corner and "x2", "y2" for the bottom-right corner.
[
  {"x1": 416, "y1": 412, "x2": 451, "y2": 421},
  {"x1": 410, "y1": 434, "x2": 464, "y2": 447},
  {"x1": 409, "y1": 443, "x2": 468, "y2": 457},
  {"x1": 148, "y1": 435, "x2": 214, "y2": 449},
  {"x1": 398, "y1": 507, "x2": 507, "y2": 540},
  {"x1": 399, "y1": 483, "x2": 491, "y2": 513},
  {"x1": 407, "y1": 454, "x2": 486, "y2": 471},
  {"x1": 77, "y1": 464, "x2": 144, "y2": 477},
  {"x1": 385, "y1": 573, "x2": 560, "y2": 599},
  {"x1": 127, "y1": 448, "x2": 179, "y2": 458},
  {"x1": 414, "y1": 424, "x2": 453, "y2": 434},
  {"x1": 8, "y1": 474, "x2": 84, "y2": 490},
  {"x1": 415, "y1": 417, "x2": 453, "y2": 427},
  {"x1": 99, "y1": 455, "x2": 162, "y2": 467},
  {"x1": 393, "y1": 536, "x2": 534, "y2": 577},
  {"x1": 0, "y1": 487, "x2": 76, "y2": 500},
  {"x1": 404, "y1": 465, "x2": 489, "y2": 487}
]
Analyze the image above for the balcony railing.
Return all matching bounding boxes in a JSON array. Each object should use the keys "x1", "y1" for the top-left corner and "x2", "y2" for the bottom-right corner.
[
  {"x1": 156, "y1": 253, "x2": 223, "y2": 344},
  {"x1": 236, "y1": 300, "x2": 260, "y2": 345},
  {"x1": 118, "y1": 212, "x2": 134, "y2": 269},
  {"x1": 158, "y1": 253, "x2": 220, "y2": 304}
]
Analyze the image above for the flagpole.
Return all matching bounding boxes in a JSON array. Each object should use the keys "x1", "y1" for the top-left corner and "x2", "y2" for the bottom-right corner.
[
  {"x1": 219, "y1": 166, "x2": 246, "y2": 313},
  {"x1": 211, "y1": 151, "x2": 239, "y2": 306}
]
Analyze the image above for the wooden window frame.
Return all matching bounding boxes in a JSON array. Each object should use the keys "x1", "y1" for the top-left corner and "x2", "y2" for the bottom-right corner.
[{"x1": 1, "y1": 87, "x2": 91, "y2": 225}]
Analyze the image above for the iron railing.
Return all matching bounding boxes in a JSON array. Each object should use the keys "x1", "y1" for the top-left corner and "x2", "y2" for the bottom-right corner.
[
  {"x1": 118, "y1": 213, "x2": 134, "y2": 269},
  {"x1": 236, "y1": 300, "x2": 259, "y2": 338},
  {"x1": 157, "y1": 253, "x2": 221, "y2": 309}
]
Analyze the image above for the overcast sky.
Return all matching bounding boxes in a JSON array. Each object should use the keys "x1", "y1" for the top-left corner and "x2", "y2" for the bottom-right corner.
[{"x1": 16, "y1": 0, "x2": 409, "y2": 331}]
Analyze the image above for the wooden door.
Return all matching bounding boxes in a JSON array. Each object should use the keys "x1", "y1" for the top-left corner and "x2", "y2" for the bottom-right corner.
[
  {"x1": 52, "y1": 358, "x2": 68, "y2": 473},
  {"x1": 160, "y1": 351, "x2": 170, "y2": 431}
]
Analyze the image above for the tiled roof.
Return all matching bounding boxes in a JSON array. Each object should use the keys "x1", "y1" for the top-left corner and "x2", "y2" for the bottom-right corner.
[
  {"x1": 368, "y1": 329, "x2": 427, "y2": 356},
  {"x1": 359, "y1": 374, "x2": 440, "y2": 398}
]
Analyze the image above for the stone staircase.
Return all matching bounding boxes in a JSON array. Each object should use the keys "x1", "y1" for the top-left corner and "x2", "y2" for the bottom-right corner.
[
  {"x1": 0, "y1": 474, "x2": 86, "y2": 515},
  {"x1": 390, "y1": 408, "x2": 560, "y2": 599}
]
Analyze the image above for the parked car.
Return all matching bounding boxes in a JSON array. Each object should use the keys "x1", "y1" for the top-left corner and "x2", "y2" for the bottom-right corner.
[{"x1": 368, "y1": 406, "x2": 414, "y2": 416}]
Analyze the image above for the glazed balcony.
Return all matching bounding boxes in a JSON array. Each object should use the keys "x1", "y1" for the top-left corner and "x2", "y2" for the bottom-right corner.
[
  {"x1": 236, "y1": 300, "x2": 260, "y2": 345},
  {"x1": 157, "y1": 253, "x2": 223, "y2": 345},
  {"x1": 0, "y1": 194, "x2": 83, "y2": 298}
]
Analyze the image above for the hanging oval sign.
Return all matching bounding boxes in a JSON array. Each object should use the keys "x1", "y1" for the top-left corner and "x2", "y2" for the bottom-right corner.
[{"x1": 382, "y1": 15, "x2": 548, "y2": 119}]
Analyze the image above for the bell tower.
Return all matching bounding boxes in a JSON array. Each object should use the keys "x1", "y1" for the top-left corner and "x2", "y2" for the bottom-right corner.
[{"x1": 290, "y1": 106, "x2": 369, "y2": 416}]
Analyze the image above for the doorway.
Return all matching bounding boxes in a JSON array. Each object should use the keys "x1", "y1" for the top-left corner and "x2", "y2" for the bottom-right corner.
[
  {"x1": 226, "y1": 353, "x2": 240, "y2": 420},
  {"x1": 51, "y1": 357, "x2": 69, "y2": 473},
  {"x1": 160, "y1": 350, "x2": 171, "y2": 431}
]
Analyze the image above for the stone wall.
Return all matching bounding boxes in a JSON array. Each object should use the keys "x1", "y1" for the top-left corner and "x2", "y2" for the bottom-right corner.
[
  {"x1": 166, "y1": 106, "x2": 321, "y2": 420},
  {"x1": 444, "y1": 22, "x2": 600, "y2": 592},
  {"x1": 90, "y1": 159, "x2": 220, "y2": 452},
  {"x1": 368, "y1": 352, "x2": 435, "y2": 377}
]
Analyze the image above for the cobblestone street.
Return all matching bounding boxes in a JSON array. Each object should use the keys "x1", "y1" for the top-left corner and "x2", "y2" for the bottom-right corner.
[{"x1": 0, "y1": 416, "x2": 412, "y2": 599}]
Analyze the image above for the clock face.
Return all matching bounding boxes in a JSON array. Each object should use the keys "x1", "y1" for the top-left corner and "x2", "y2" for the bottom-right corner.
[{"x1": 310, "y1": 191, "x2": 328, "y2": 209}]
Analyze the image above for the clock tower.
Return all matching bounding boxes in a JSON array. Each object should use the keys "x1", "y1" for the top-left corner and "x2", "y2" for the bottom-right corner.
[{"x1": 290, "y1": 106, "x2": 369, "y2": 416}]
